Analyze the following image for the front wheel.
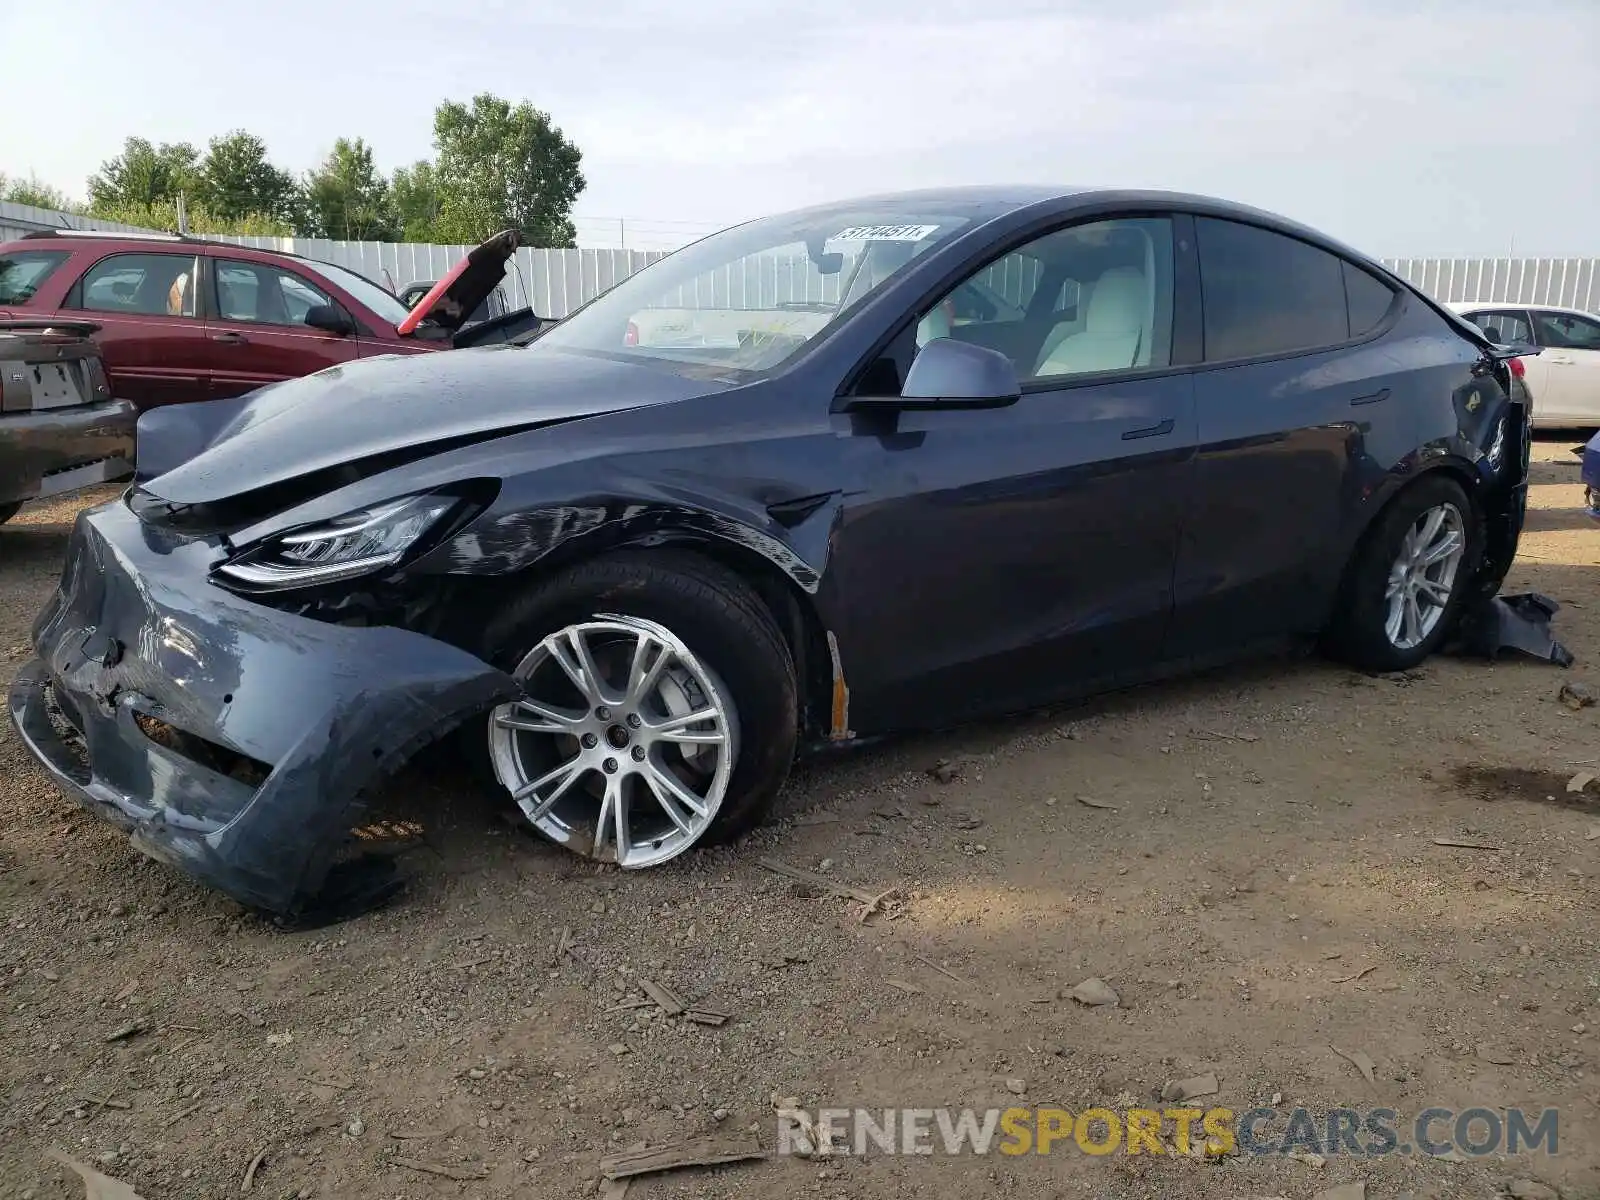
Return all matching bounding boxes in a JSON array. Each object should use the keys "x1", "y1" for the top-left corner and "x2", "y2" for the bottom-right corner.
[
  {"x1": 1327, "y1": 476, "x2": 1481, "y2": 671},
  {"x1": 476, "y1": 552, "x2": 798, "y2": 867}
]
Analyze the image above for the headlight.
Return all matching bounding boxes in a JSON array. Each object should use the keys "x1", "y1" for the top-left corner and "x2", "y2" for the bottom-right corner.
[{"x1": 215, "y1": 493, "x2": 457, "y2": 590}]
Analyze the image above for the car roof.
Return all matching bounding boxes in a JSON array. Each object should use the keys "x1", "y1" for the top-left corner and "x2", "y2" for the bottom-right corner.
[
  {"x1": 716, "y1": 186, "x2": 1394, "y2": 276},
  {"x1": 1452, "y1": 300, "x2": 1599, "y2": 316},
  {"x1": 766, "y1": 184, "x2": 1088, "y2": 219},
  {"x1": 8, "y1": 229, "x2": 329, "y2": 270},
  {"x1": 752, "y1": 184, "x2": 1351, "y2": 227}
]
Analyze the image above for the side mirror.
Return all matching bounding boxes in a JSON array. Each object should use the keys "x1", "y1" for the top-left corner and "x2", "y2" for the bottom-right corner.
[
  {"x1": 850, "y1": 338, "x2": 1021, "y2": 411},
  {"x1": 304, "y1": 304, "x2": 355, "y2": 336}
]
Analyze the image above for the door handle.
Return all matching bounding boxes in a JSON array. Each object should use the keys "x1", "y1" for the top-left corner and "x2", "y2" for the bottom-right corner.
[
  {"x1": 1349, "y1": 388, "x2": 1390, "y2": 407},
  {"x1": 1546, "y1": 355, "x2": 1574, "y2": 365},
  {"x1": 211, "y1": 331, "x2": 247, "y2": 344},
  {"x1": 1121, "y1": 417, "x2": 1175, "y2": 441}
]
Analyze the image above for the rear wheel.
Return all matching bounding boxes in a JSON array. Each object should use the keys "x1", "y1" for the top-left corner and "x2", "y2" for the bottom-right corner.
[
  {"x1": 476, "y1": 551, "x2": 798, "y2": 866},
  {"x1": 0, "y1": 501, "x2": 21, "y2": 526},
  {"x1": 1327, "y1": 476, "x2": 1480, "y2": 671}
]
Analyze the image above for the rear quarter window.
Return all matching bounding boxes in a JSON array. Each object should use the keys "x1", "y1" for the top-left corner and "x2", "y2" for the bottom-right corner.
[
  {"x1": 1343, "y1": 262, "x2": 1397, "y2": 336},
  {"x1": 0, "y1": 250, "x2": 69, "y2": 305}
]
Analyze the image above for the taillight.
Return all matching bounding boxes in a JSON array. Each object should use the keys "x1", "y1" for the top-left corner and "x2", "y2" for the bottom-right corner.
[
  {"x1": 623, "y1": 320, "x2": 638, "y2": 346},
  {"x1": 1507, "y1": 356, "x2": 1526, "y2": 379}
]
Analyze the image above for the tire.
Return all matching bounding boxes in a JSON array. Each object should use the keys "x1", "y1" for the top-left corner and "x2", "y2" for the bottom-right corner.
[
  {"x1": 1326, "y1": 475, "x2": 1481, "y2": 672},
  {"x1": 469, "y1": 549, "x2": 798, "y2": 865},
  {"x1": 0, "y1": 501, "x2": 21, "y2": 526}
]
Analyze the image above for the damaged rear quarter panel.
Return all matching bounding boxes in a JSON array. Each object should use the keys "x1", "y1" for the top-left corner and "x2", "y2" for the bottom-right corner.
[{"x1": 1320, "y1": 298, "x2": 1529, "y2": 595}]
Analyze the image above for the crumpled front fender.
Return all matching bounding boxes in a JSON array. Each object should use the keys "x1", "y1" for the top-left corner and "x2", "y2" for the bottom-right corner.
[{"x1": 9, "y1": 499, "x2": 520, "y2": 919}]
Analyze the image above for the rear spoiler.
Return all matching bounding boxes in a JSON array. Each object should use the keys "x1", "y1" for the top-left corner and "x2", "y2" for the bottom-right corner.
[
  {"x1": 1483, "y1": 339, "x2": 1541, "y2": 362},
  {"x1": 1416, "y1": 298, "x2": 1542, "y2": 362},
  {"x1": 0, "y1": 318, "x2": 102, "y2": 338}
]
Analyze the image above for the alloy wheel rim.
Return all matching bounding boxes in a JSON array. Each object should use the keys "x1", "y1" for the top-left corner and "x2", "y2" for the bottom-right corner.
[
  {"x1": 1383, "y1": 502, "x2": 1466, "y2": 651},
  {"x1": 487, "y1": 614, "x2": 737, "y2": 868}
]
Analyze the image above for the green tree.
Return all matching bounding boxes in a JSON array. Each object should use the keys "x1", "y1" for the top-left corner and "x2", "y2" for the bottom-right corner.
[
  {"x1": 392, "y1": 160, "x2": 444, "y2": 242},
  {"x1": 1, "y1": 172, "x2": 78, "y2": 211},
  {"x1": 192, "y1": 131, "x2": 302, "y2": 225},
  {"x1": 303, "y1": 138, "x2": 396, "y2": 241},
  {"x1": 86, "y1": 138, "x2": 199, "y2": 212},
  {"x1": 89, "y1": 200, "x2": 293, "y2": 237},
  {"x1": 428, "y1": 93, "x2": 584, "y2": 246}
]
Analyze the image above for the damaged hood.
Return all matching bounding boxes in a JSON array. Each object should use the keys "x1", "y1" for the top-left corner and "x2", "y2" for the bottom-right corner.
[{"x1": 136, "y1": 345, "x2": 734, "y2": 506}]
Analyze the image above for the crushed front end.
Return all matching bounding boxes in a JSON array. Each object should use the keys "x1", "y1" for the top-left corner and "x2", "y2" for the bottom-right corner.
[{"x1": 7, "y1": 495, "x2": 517, "y2": 921}]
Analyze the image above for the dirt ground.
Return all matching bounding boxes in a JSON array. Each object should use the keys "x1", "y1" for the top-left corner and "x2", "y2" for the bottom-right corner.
[{"x1": 3, "y1": 441, "x2": 1599, "y2": 1200}]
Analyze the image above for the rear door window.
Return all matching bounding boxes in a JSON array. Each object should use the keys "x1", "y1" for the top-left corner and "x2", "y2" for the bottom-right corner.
[
  {"x1": 75, "y1": 253, "x2": 199, "y2": 318},
  {"x1": 1464, "y1": 309, "x2": 1534, "y2": 344},
  {"x1": 1196, "y1": 218, "x2": 1350, "y2": 360},
  {"x1": 215, "y1": 260, "x2": 335, "y2": 327},
  {"x1": 0, "y1": 250, "x2": 68, "y2": 305}
]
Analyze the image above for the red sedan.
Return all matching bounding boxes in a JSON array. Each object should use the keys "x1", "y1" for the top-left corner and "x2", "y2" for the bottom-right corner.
[{"x1": 0, "y1": 229, "x2": 532, "y2": 410}]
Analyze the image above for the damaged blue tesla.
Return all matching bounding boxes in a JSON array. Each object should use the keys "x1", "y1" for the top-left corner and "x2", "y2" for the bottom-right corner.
[{"x1": 8, "y1": 187, "x2": 1531, "y2": 922}]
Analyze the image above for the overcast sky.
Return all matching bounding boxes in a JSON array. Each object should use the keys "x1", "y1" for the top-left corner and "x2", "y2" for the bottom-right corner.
[{"x1": 6, "y1": 0, "x2": 1597, "y2": 255}]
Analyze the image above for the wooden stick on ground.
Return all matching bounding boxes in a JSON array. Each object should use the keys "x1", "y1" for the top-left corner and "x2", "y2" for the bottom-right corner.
[
  {"x1": 392, "y1": 1157, "x2": 488, "y2": 1181},
  {"x1": 241, "y1": 1144, "x2": 268, "y2": 1193},
  {"x1": 755, "y1": 856, "x2": 882, "y2": 904},
  {"x1": 638, "y1": 977, "x2": 687, "y2": 1016},
  {"x1": 598, "y1": 1136, "x2": 766, "y2": 1181}
]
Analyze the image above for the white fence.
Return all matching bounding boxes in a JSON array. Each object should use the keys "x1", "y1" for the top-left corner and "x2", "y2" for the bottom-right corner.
[
  {"x1": 1385, "y1": 257, "x2": 1599, "y2": 312},
  {"x1": 5, "y1": 203, "x2": 1598, "y2": 317}
]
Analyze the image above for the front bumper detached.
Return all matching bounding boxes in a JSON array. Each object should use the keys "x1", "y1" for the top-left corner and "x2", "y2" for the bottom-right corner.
[{"x1": 7, "y1": 499, "x2": 517, "y2": 919}]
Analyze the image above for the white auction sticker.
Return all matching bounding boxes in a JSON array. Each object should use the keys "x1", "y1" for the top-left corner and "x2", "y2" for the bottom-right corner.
[{"x1": 831, "y1": 224, "x2": 940, "y2": 242}]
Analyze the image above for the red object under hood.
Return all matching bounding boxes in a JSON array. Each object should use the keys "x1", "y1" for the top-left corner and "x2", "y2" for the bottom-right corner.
[{"x1": 396, "y1": 228, "x2": 523, "y2": 337}]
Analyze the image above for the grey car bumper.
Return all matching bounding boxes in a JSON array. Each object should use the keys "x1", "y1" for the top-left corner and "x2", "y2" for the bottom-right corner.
[
  {"x1": 0, "y1": 399, "x2": 136, "y2": 507},
  {"x1": 7, "y1": 498, "x2": 517, "y2": 919}
]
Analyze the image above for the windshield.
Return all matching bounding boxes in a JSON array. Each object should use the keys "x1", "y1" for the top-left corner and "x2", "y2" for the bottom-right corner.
[
  {"x1": 532, "y1": 210, "x2": 971, "y2": 374},
  {"x1": 311, "y1": 259, "x2": 412, "y2": 325}
]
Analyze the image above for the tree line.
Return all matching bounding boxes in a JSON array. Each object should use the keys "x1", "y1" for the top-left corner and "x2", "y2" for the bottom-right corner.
[{"x1": 1, "y1": 92, "x2": 585, "y2": 247}]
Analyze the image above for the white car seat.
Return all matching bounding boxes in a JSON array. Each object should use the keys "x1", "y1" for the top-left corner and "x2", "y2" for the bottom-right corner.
[{"x1": 1033, "y1": 267, "x2": 1149, "y2": 377}]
